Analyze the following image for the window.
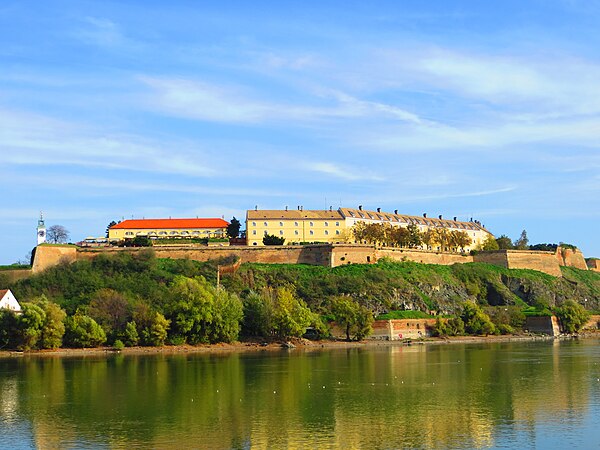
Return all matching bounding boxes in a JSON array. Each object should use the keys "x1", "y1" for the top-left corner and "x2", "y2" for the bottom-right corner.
[
  {"x1": 294, "y1": 221, "x2": 299, "y2": 226},
  {"x1": 336, "y1": 230, "x2": 340, "y2": 235},
  {"x1": 279, "y1": 222, "x2": 284, "y2": 226},
  {"x1": 125, "y1": 232, "x2": 133, "y2": 236},
  {"x1": 252, "y1": 230, "x2": 257, "y2": 235},
  {"x1": 310, "y1": 230, "x2": 314, "y2": 235},
  {"x1": 309, "y1": 222, "x2": 314, "y2": 226},
  {"x1": 264, "y1": 230, "x2": 268, "y2": 235},
  {"x1": 279, "y1": 230, "x2": 284, "y2": 235},
  {"x1": 252, "y1": 222, "x2": 256, "y2": 226},
  {"x1": 325, "y1": 230, "x2": 329, "y2": 235},
  {"x1": 295, "y1": 230, "x2": 299, "y2": 235},
  {"x1": 324, "y1": 222, "x2": 329, "y2": 226},
  {"x1": 158, "y1": 231, "x2": 167, "y2": 235},
  {"x1": 264, "y1": 222, "x2": 268, "y2": 226},
  {"x1": 170, "y1": 231, "x2": 179, "y2": 235},
  {"x1": 335, "y1": 221, "x2": 339, "y2": 226}
]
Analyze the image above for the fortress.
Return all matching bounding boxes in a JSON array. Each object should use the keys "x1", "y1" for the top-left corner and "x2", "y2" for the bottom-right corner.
[{"x1": 26, "y1": 242, "x2": 590, "y2": 278}]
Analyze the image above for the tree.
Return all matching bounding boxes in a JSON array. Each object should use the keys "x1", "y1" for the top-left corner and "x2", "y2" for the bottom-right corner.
[
  {"x1": 554, "y1": 300, "x2": 590, "y2": 334},
  {"x1": 263, "y1": 234, "x2": 285, "y2": 245},
  {"x1": 64, "y1": 312, "x2": 107, "y2": 348},
  {"x1": 47, "y1": 225, "x2": 70, "y2": 244},
  {"x1": 495, "y1": 235, "x2": 514, "y2": 250},
  {"x1": 122, "y1": 321, "x2": 139, "y2": 347},
  {"x1": 406, "y1": 224, "x2": 423, "y2": 248},
  {"x1": 35, "y1": 297, "x2": 66, "y2": 349},
  {"x1": 88, "y1": 289, "x2": 131, "y2": 342},
  {"x1": 513, "y1": 230, "x2": 529, "y2": 250},
  {"x1": 478, "y1": 235, "x2": 500, "y2": 251},
  {"x1": 460, "y1": 302, "x2": 496, "y2": 335},
  {"x1": 106, "y1": 220, "x2": 118, "y2": 238},
  {"x1": 227, "y1": 217, "x2": 241, "y2": 239},
  {"x1": 330, "y1": 295, "x2": 373, "y2": 341},
  {"x1": 15, "y1": 303, "x2": 46, "y2": 350},
  {"x1": 450, "y1": 230, "x2": 472, "y2": 251}
]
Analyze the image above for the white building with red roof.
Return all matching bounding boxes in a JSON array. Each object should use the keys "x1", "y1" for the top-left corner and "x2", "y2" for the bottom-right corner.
[
  {"x1": 0, "y1": 289, "x2": 22, "y2": 313},
  {"x1": 108, "y1": 218, "x2": 229, "y2": 241}
]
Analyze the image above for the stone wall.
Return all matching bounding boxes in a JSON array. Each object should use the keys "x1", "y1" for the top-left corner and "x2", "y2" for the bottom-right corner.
[
  {"x1": 332, "y1": 319, "x2": 438, "y2": 340},
  {"x1": 474, "y1": 250, "x2": 563, "y2": 277},
  {"x1": 556, "y1": 247, "x2": 588, "y2": 270},
  {"x1": 32, "y1": 245, "x2": 78, "y2": 273},
  {"x1": 587, "y1": 259, "x2": 600, "y2": 272},
  {"x1": 0, "y1": 269, "x2": 33, "y2": 284},
  {"x1": 525, "y1": 316, "x2": 560, "y2": 336}
]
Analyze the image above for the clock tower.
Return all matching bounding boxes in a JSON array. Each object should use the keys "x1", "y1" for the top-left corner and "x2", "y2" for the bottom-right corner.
[{"x1": 37, "y1": 212, "x2": 46, "y2": 245}]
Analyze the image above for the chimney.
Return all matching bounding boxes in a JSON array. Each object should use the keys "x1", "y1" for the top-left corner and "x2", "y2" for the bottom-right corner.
[
  {"x1": 297, "y1": 205, "x2": 300, "y2": 210},
  {"x1": 285, "y1": 206, "x2": 288, "y2": 211},
  {"x1": 329, "y1": 206, "x2": 332, "y2": 211},
  {"x1": 394, "y1": 210, "x2": 398, "y2": 214},
  {"x1": 377, "y1": 207, "x2": 381, "y2": 213},
  {"x1": 453, "y1": 217, "x2": 457, "y2": 221},
  {"x1": 300, "y1": 206, "x2": 303, "y2": 211},
  {"x1": 255, "y1": 205, "x2": 257, "y2": 211},
  {"x1": 423, "y1": 213, "x2": 427, "y2": 218},
  {"x1": 358, "y1": 205, "x2": 363, "y2": 210},
  {"x1": 439, "y1": 215, "x2": 443, "y2": 220}
]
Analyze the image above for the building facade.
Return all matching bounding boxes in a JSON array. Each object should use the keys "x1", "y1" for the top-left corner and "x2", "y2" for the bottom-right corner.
[
  {"x1": 246, "y1": 207, "x2": 492, "y2": 251},
  {"x1": 0, "y1": 289, "x2": 22, "y2": 313},
  {"x1": 108, "y1": 218, "x2": 229, "y2": 241}
]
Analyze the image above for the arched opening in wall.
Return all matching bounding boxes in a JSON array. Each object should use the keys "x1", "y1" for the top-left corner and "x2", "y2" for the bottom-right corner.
[
  {"x1": 366, "y1": 256, "x2": 371, "y2": 262},
  {"x1": 340, "y1": 257, "x2": 346, "y2": 261}
]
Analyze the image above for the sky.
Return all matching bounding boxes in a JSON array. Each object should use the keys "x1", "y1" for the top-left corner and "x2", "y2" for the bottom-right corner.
[{"x1": 1, "y1": 0, "x2": 599, "y2": 264}]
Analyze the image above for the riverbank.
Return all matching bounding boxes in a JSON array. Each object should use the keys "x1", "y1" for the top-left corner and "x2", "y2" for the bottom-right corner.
[{"x1": 2, "y1": 331, "x2": 598, "y2": 358}]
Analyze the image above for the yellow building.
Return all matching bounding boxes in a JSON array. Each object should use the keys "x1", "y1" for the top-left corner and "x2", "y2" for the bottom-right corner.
[
  {"x1": 108, "y1": 218, "x2": 229, "y2": 241},
  {"x1": 246, "y1": 207, "x2": 492, "y2": 251}
]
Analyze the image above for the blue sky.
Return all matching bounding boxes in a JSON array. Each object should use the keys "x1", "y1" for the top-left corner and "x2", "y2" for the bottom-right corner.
[{"x1": 1, "y1": 0, "x2": 599, "y2": 264}]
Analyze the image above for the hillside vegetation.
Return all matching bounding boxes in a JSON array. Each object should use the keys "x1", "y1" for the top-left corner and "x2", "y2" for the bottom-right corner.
[{"x1": 1, "y1": 251, "x2": 598, "y2": 350}]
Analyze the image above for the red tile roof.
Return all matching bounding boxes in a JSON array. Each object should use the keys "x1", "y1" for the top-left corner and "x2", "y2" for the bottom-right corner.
[
  {"x1": 0, "y1": 289, "x2": 8, "y2": 298},
  {"x1": 110, "y1": 218, "x2": 229, "y2": 230}
]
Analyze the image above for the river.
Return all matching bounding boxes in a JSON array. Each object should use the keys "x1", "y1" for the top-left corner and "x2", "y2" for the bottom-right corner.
[{"x1": 1, "y1": 339, "x2": 599, "y2": 449}]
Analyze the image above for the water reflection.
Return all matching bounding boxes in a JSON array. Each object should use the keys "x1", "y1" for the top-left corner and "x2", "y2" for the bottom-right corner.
[{"x1": 0, "y1": 339, "x2": 598, "y2": 449}]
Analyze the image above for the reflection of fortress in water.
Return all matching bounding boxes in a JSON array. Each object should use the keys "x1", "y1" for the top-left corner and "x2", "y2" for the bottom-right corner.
[{"x1": 0, "y1": 341, "x2": 595, "y2": 449}]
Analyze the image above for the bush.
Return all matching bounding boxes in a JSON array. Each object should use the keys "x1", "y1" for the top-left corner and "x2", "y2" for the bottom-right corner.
[
  {"x1": 113, "y1": 339, "x2": 125, "y2": 350},
  {"x1": 330, "y1": 295, "x2": 373, "y2": 341},
  {"x1": 554, "y1": 300, "x2": 590, "y2": 333},
  {"x1": 64, "y1": 312, "x2": 107, "y2": 348},
  {"x1": 122, "y1": 321, "x2": 139, "y2": 347},
  {"x1": 460, "y1": 302, "x2": 496, "y2": 335},
  {"x1": 263, "y1": 234, "x2": 285, "y2": 245}
]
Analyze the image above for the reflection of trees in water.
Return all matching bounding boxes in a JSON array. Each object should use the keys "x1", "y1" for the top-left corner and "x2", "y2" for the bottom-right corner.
[{"x1": 0, "y1": 340, "x2": 595, "y2": 448}]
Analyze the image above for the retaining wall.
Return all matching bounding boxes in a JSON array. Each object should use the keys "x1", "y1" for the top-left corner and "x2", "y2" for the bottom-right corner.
[
  {"x1": 474, "y1": 250, "x2": 563, "y2": 277},
  {"x1": 556, "y1": 248, "x2": 588, "y2": 270},
  {"x1": 525, "y1": 316, "x2": 561, "y2": 336}
]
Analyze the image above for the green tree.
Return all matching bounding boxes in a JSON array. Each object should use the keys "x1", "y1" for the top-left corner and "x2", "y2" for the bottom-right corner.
[
  {"x1": 227, "y1": 217, "x2": 241, "y2": 239},
  {"x1": 460, "y1": 302, "x2": 496, "y2": 335},
  {"x1": 330, "y1": 295, "x2": 373, "y2": 341},
  {"x1": 406, "y1": 224, "x2": 423, "y2": 248},
  {"x1": 210, "y1": 288, "x2": 243, "y2": 343},
  {"x1": 263, "y1": 234, "x2": 285, "y2": 245},
  {"x1": 0, "y1": 309, "x2": 18, "y2": 349},
  {"x1": 167, "y1": 276, "x2": 215, "y2": 344},
  {"x1": 15, "y1": 303, "x2": 46, "y2": 350},
  {"x1": 554, "y1": 300, "x2": 590, "y2": 333},
  {"x1": 106, "y1": 220, "x2": 118, "y2": 238},
  {"x1": 122, "y1": 321, "x2": 139, "y2": 347},
  {"x1": 513, "y1": 230, "x2": 529, "y2": 250},
  {"x1": 88, "y1": 288, "x2": 131, "y2": 343},
  {"x1": 38, "y1": 299, "x2": 66, "y2": 349},
  {"x1": 478, "y1": 235, "x2": 500, "y2": 251},
  {"x1": 495, "y1": 235, "x2": 514, "y2": 250},
  {"x1": 241, "y1": 291, "x2": 271, "y2": 336},
  {"x1": 64, "y1": 312, "x2": 107, "y2": 348}
]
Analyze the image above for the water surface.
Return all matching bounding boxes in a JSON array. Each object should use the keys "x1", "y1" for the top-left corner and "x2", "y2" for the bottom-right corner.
[{"x1": 1, "y1": 339, "x2": 599, "y2": 449}]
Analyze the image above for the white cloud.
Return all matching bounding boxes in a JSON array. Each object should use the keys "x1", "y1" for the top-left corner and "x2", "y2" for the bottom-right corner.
[{"x1": 306, "y1": 162, "x2": 385, "y2": 182}]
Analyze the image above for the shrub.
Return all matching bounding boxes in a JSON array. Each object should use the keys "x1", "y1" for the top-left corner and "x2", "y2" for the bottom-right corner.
[
  {"x1": 113, "y1": 339, "x2": 125, "y2": 350},
  {"x1": 461, "y1": 302, "x2": 496, "y2": 335},
  {"x1": 554, "y1": 300, "x2": 590, "y2": 333},
  {"x1": 330, "y1": 295, "x2": 373, "y2": 341},
  {"x1": 63, "y1": 313, "x2": 107, "y2": 348},
  {"x1": 263, "y1": 234, "x2": 285, "y2": 245},
  {"x1": 122, "y1": 321, "x2": 139, "y2": 347}
]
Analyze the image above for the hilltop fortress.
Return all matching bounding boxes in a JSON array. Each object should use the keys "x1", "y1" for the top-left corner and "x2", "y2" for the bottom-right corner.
[{"x1": 2, "y1": 206, "x2": 594, "y2": 282}]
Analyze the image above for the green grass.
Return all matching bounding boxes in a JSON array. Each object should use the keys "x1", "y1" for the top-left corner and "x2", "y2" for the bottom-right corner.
[
  {"x1": 0, "y1": 264, "x2": 31, "y2": 271},
  {"x1": 376, "y1": 310, "x2": 434, "y2": 320}
]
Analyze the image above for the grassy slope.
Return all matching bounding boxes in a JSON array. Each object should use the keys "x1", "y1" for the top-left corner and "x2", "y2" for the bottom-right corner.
[{"x1": 6, "y1": 251, "x2": 600, "y2": 315}]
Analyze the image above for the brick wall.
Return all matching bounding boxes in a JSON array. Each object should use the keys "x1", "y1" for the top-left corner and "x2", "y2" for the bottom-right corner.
[
  {"x1": 556, "y1": 247, "x2": 588, "y2": 270},
  {"x1": 525, "y1": 316, "x2": 560, "y2": 335}
]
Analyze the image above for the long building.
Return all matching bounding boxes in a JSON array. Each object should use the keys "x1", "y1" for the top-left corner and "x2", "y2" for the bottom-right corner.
[
  {"x1": 108, "y1": 218, "x2": 229, "y2": 241},
  {"x1": 246, "y1": 207, "x2": 492, "y2": 251}
]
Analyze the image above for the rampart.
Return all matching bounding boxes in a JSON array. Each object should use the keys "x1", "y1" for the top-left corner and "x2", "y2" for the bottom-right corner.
[
  {"x1": 29, "y1": 243, "x2": 590, "y2": 278},
  {"x1": 473, "y1": 250, "x2": 563, "y2": 277},
  {"x1": 0, "y1": 269, "x2": 33, "y2": 283},
  {"x1": 525, "y1": 316, "x2": 561, "y2": 336},
  {"x1": 586, "y1": 258, "x2": 600, "y2": 272},
  {"x1": 556, "y1": 247, "x2": 588, "y2": 270},
  {"x1": 331, "y1": 318, "x2": 438, "y2": 340}
]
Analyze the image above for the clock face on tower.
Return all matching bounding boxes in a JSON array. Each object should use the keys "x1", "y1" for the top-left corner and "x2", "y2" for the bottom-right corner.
[{"x1": 38, "y1": 230, "x2": 45, "y2": 237}]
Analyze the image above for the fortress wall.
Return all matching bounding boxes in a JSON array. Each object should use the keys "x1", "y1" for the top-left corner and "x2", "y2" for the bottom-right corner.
[
  {"x1": 32, "y1": 245, "x2": 78, "y2": 273},
  {"x1": 556, "y1": 247, "x2": 588, "y2": 270},
  {"x1": 587, "y1": 259, "x2": 600, "y2": 272},
  {"x1": 525, "y1": 316, "x2": 560, "y2": 335},
  {"x1": 0, "y1": 269, "x2": 33, "y2": 283},
  {"x1": 369, "y1": 319, "x2": 438, "y2": 340},
  {"x1": 330, "y1": 245, "x2": 376, "y2": 266},
  {"x1": 75, "y1": 244, "x2": 332, "y2": 267},
  {"x1": 474, "y1": 250, "x2": 562, "y2": 277},
  {"x1": 376, "y1": 248, "x2": 473, "y2": 265}
]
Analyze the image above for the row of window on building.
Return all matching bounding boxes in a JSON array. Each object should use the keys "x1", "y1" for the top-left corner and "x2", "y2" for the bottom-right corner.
[
  {"x1": 251, "y1": 221, "x2": 341, "y2": 227},
  {"x1": 252, "y1": 229, "x2": 341, "y2": 236},
  {"x1": 124, "y1": 230, "x2": 221, "y2": 236}
]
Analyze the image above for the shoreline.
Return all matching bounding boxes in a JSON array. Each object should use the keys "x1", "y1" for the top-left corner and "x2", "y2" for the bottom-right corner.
[{"x1": 2, "y1": 332, "x2": 598, "y2": 359}]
